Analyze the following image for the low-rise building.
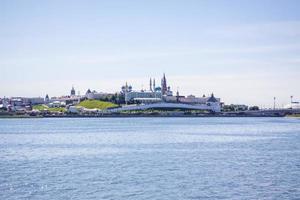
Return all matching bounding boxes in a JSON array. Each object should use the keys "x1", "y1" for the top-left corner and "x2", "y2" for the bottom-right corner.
[
  {"x1": 222, "y1": 104, "x2": 249, "y2": 112},
  {"x1": 68, "y1": 106, "x2": 99, "y2": 114},
  {"x1": 125, "y1": 90, "x2": 162, "y2": 103},
  {"x1": 24, "y1": 97, "x2": 45, "y2": 105},
  {"x1": 86, "y1": 91, "x2": 112, "y2": 100},
  {"x1": 68, "y1": 106, "x2": 83, "y2": 113},
  {"x1": 50, "y1": 95, "x2": 83, "y2": 105},
  {"x1": 49, "y1": 101, "x2": 66, "y2": 108}
]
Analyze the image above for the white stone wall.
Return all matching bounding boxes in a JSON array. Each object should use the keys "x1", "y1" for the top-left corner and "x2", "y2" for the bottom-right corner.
[
  {"x1": 125, "y1": 91, "x2": 162, "y2": 102},
  {"x1": 110, "y1": 102, "x2": 221, "y2": 113}
]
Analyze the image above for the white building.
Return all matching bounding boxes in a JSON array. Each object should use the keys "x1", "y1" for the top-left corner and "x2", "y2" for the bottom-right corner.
[
  {"x1": 49, "y1": 101, "x2": 66, "y2": 108},
  {"x1": 284, "y1": 102, "x2": 300, "y2": 109},
  {"x1": 110, "y1": 101, "x2": 221, "y2": 113},
  {"x1": 68, "y1": 106, "x2": 99, "y2": 114},
  {"x1": 68, "y1": 106, "x2": 83, "y2": 113},
  {"x1": 86, "y1": 91, "x2": 112, "y2": 100},
  {"x1": 125, "y1": 91, "x2": 162, "y2": 103},
  {"x1": 122, "y1": 74, "x2": 222, "y2": 112},
  {"x1": 50, "y1": 96, "x2": 82, "y2": 105}
]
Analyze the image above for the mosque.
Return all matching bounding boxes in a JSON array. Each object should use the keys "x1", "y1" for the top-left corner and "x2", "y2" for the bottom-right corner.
[
  {"x1": 120, "y1": 74, "x2": 221, "y2": 112},
  {"x1": 122, "y1": 73, "x2": 173, "y2": 103}
]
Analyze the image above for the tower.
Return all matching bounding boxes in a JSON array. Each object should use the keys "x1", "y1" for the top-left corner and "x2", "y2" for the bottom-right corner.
[
  {"x1": 161, "y1": 73, "x2": 167, "y2": 95},
  {"x1": 71, "y1": 86, "x2": 76, "y2": 96},
  {"x1": 153, "y1": 79, "x2": 156, "y2": 91},
  {"x1": 45, "y1": 94, "x2": 49, "y2": 103},
  {"x1": 150, "y1": 78, "x2": 152, "y2": 91}
]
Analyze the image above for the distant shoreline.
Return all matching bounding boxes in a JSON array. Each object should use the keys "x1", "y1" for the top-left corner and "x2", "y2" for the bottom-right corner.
[
  {"x1": 1, "y1": 109, "x2": 299, "y2": 119},
  {"x1": 0, "y1": 113, "x2": 291, "y2": 119},
  {"x1": 286, "y1": 114, "x2": 300, "y2": 119}
]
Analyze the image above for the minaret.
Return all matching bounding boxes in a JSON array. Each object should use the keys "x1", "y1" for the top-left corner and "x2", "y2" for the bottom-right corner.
[{"x1": 150, "y1": 78, "x2": 152, "y2": 91}]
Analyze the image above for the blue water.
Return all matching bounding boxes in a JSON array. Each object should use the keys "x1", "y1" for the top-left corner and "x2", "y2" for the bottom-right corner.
[{"x1": 0, "y1": 117, "x2": 300, "y2": 199}]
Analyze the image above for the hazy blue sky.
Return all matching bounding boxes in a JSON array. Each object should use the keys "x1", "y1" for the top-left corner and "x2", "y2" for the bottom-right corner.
[{"x1": 1, "y1": 0, "x2": 300, "y2": 107}]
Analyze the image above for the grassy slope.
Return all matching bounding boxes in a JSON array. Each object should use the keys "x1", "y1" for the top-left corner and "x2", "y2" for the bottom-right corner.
[
  {"x1": 32, "y1": 104, "x2": 66, "y2": 112},
  {"x1": 287, "y1": 114, "x2": 300, "y2": 118},
  {"x1": 77, "y1": 100, "x2": 118, "y2": 109},
  {"x1": 32, "y1": 104, "x2": 48, "y2": 110}
]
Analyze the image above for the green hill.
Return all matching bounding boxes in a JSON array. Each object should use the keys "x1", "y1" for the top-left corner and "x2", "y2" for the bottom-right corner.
[
  {"x1": 287, "y1": 114, "x2": 300, "y2": 118},
  {"x1": 32, "y1": 104, "x2": 66, "y2": 112},
  {"x1": 32, "y1": 104, "x2": 48, "y2": 110},
  {"x1": 77, "y1": 100, "x2": 118, "y2": 109}
]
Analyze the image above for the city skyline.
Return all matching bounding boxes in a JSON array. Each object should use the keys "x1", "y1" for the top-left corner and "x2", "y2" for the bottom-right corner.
[
  {"x1": 1, "y1": 73, "x2": 297, "y2": 109},
  {"x1": 1, "y1": 0, "x2": 300, "y2": 107}
]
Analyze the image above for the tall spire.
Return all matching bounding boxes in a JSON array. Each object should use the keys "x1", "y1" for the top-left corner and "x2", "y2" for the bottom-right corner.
[
  {"x1": 71, "y1": 85, "x2": 76, "y2": 96},
  {"x1": 161, "y1": 73, "x2": 167, "y2": 95}
]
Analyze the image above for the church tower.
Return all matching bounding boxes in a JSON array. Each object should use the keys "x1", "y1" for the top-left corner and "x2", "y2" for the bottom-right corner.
[
  {"x1": 161, "y1": 73, "x2": 167, "y2": 95},
  {"x1": 71, "y1": 86, "x2": 76, "y2": 96}
]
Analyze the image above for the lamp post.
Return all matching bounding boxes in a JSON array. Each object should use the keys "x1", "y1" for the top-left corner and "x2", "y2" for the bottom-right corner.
[
  {"x1": 273, "y1": 97, "x2": 276, "y2": 110},
  {"x1": 290, "y1": 95, "x2": 293, "y2": 109}
]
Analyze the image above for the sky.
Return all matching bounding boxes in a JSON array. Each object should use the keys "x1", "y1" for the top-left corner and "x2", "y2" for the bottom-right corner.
[{"x1": 1, "y1": 0, "x2": 300, "y2": 107}]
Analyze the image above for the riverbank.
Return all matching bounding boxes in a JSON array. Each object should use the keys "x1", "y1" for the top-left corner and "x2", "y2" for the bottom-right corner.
[
  {"x1": 0, "y1": 111, "x2": 292, "y2": 118},
  {"x1": 286, "y1": 114, "x2": 300, "y2": 119}
]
